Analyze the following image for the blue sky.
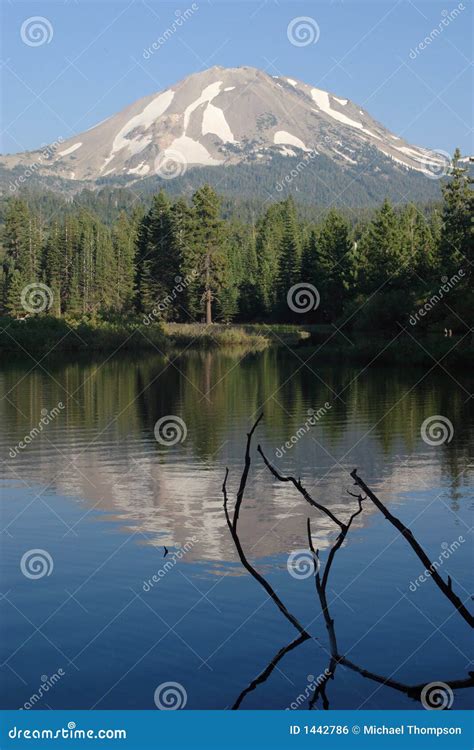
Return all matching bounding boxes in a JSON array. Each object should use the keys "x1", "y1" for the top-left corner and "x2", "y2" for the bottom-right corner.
[{"x1": 1, "y1": 0, "x2": 472, "y2": 155}]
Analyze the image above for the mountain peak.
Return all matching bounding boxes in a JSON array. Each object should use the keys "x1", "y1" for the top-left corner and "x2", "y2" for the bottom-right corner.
[{"x1": 1, "y1": 65, "x2": 446, "y2": 190}]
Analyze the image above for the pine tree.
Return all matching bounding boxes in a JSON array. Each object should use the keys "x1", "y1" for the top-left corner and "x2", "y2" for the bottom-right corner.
[
  {"x1": 169, "y1": 198, "x2": 193, "y2": 321},
  {"x1": 94, "y1": 221, "x2": 115, "y2": 311},
  {"x1": 316, "y1": 209, "x2": 354, "y2": 320},
  {"x1": 186, "y1": 185, "x2": 228, "y2": 324},
  {"x1": 2, "y1": 198, "x2": 42, "y2": 316},
  {"x1": 255, "y1": 207, "x2": 282, "y2": 317},
  {"x1": 301, "y1": 229, "x2": 318, "y2": 287},
  {"x1": 358, "y1": 199, "x2": 402, "y2": 291},
  {"x1": 237, "y1": 223, "x2": 259, "y2": 320},
  {"x1": 112, "y1": 211, "x2": 136, "y2": 312},
  {"x1": 140, "y1": 192, "x2": 175, "y2": 316},
  {"x1": 59, "y1": 215, "x2": 80, "y2": 315},
  {"x1": 42, "y1": 221, "x2": 63, "y2": 316},
  {"x1": 277, "y1": 197, "x2": 301, "y2": 301},
  {"x1": 399, "y1": 204, "x2": 437, "y2": 281},
  {"x1": 439, "y1": 149, "x2": 473, "y2": 278}
]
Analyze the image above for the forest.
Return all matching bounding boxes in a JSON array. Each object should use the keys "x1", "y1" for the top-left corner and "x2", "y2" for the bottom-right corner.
[{"x1": 0, "y1": 150, "x2": 471, "y2": 335}]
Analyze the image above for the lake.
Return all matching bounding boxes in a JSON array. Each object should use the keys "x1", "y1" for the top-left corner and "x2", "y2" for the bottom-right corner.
[{"x1": 0, "y1": 348, "x2": 472, "y2": 711}]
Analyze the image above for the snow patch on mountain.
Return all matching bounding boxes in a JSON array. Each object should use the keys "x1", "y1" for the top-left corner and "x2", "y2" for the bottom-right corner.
[
  {"x1": 113, "y1": 90, "x2": 175, "y2": 154},
  {"x1": 183, "y1": 81, "x2": 222, "y2": 130},
  {"x1": 396, "y1": 145, "x2": 428, "y2": 162},
  {"x1": 274, "y1": 131, "x2": 309, "y2": 151},
  {"x1": 311, "y1": 88, "x2": 365, "y2": 130},
  {"x1": 202, "y1": 103, "x2": 235, "y2": 142},
  {"x1": 128, "y1": 162, "x2": 150, "y2": 175},
  {"x1": 58, "y1": 142, "x2": 82, "y2": 156},
  {"x1": 333, "y1": 148, "x2": 357, "y2": 164},
  {"x1": 166, "y1": 136, "x2": 222, "y2": 165},
  {"x1": 362, "y1": 128, "x2": 382, "y2": 140}
]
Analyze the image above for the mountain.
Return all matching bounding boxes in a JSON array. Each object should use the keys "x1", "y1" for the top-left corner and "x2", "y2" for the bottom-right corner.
[{"x1": 0, "y1": 65, "x2": 453, "y2": 204}]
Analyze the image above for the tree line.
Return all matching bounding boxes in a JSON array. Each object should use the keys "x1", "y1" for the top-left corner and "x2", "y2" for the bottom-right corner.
[{"x1": 1, "y1": 150, "x2": 471, "y2": 331}]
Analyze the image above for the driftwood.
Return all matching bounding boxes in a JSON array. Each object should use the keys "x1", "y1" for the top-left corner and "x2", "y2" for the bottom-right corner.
[
  {"x1": 232, "y1": 632, "x2": 309, "y2": 710},
  {"x1": 222, "y1": 414, "x2": 309, "y2": 638},
  {"x1": 306, "y1": 516, "x2": 474, "y2": 709},
  {"x1": 224, "y1": 415, "x2": 474, "y2": 709},
  {"x1": 257, "y1": 446, "x2": 344, "y2": 530},
  {"x1": 350, "y1": 469, "x2": 474, "y2": 628}
]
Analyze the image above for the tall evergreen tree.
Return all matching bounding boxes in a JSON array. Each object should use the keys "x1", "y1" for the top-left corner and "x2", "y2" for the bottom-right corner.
[
  {"x1": 42, "y1": 221, "x2": 63, "y2": 316},
  {"x1": 2, "y1": 198, "x2": 42, "y2": 316},
  {"x1": 140, "y1": 191, "x2": 175, "y2": 315},
  {"x1": 439, "y1": 149, "x2": 473, "y2": 277},
  {"x1": 112, "y1": 211, "x2": 136, "y2": 312},
  {"x1": 254, "y1": 204, "x2": 284, "y2": 317},
  {"x1": 169, "y1": 198, "x2": 193, "y2": 321},
  {"x1": 277, "y1": 198, "x2": 301, "y2": 304},
  {"x1": 315, "y1": 209, "x2": 354, "y2": 320},
  {"x1": 358, "y1": 199, "x2": 402, "y2": 291},
  {"x1": 186, "y1": 185, "x2": 228, "y2": 324}
]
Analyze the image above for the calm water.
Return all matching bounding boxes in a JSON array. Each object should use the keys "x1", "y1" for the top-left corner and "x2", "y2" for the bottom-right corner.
[{"x1": 0, "y1": 349, "x2": 472, "y2": 711}]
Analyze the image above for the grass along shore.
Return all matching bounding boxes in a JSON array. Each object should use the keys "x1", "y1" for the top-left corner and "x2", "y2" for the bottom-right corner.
[
  {"x1": 0, "y1": 317, "x2": 310, "y2": 354},
  {"x1": 0, "y1": 316, "x2": 470, "y2": 367}
]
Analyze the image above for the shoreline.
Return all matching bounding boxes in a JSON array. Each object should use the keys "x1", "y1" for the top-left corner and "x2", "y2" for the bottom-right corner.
[{"x1": 0, "y1": 318, "x2": 470, "y2": 367}]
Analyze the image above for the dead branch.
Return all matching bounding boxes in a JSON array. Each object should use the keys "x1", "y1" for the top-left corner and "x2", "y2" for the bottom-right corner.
[
  {"x1": 350, "y1": 469, "x2": 474, "y2": 628},
  {"x1": 257, "y1": 444, "x2": 345, "y2": 530},
  {"x1": 307, "y1": 509, "x2": 474, "y2": 709},
  {"x1": 339, "y1": 656, "x2": 474, "y2": 701},
  {"x1": 227, "y1": 419, "x2": 473, "y2": 710},
  {"x1": 232, "y1": 632, "x2": 310, "y2": 710},
  {"x1": 222, "y1": 414, "x2": 310, "y2": 637}
]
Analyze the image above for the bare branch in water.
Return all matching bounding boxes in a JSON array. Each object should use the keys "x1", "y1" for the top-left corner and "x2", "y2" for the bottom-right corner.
[
  {"x1": 227, "y1": 418, "x2": 473, "y2": 710},
  {"x1": 222, "y1": 414, "x2": 310, "y2": 637},
  {"x1": 232, "y1": 632, "x2": 310, "y2": 710},
  {"x1": 350, "y1": 469, "x2": 474, "y2": 628},
  {"x1": 307, "y1": 509, "x2": 474, "y2": 709},
  {"x1": 257, "y1": 444, "x2": 345, "y2": 530}
]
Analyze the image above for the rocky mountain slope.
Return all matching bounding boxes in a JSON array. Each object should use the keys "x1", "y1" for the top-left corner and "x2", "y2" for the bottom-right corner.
[{"x1": 1, "y1": 65, "x2": 454, "y2": 203}]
